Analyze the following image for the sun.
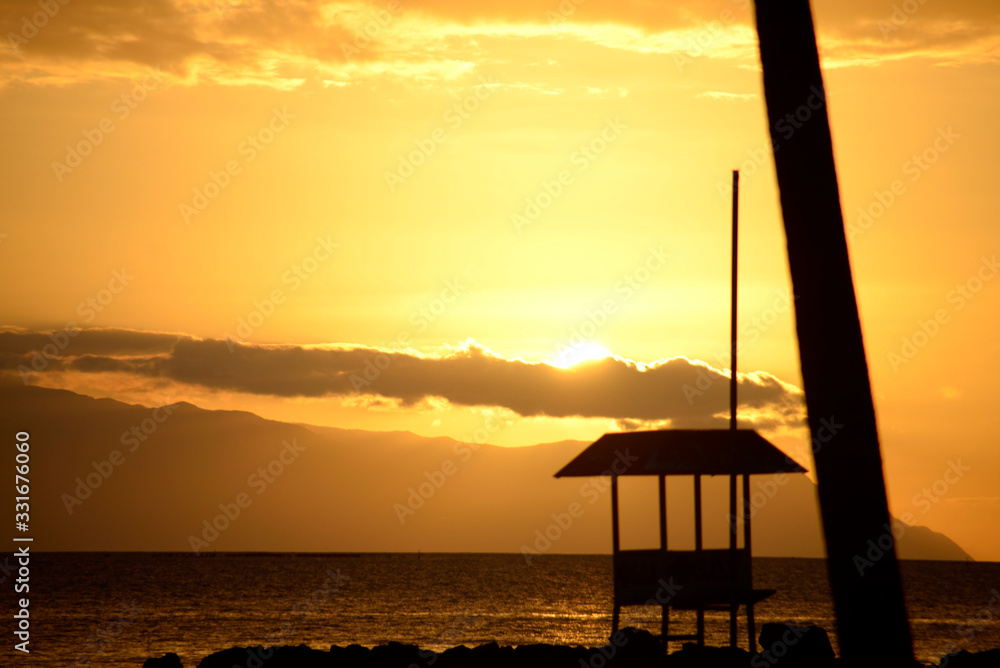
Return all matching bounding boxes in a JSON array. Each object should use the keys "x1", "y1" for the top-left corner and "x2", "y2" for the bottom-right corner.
[{"x1": 550, "y1": 343, "x2": 614, "y2": 369}]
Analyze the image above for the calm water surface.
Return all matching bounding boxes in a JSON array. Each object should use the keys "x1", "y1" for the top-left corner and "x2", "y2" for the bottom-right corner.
[{"x1": 20, "y1": 553, "x2": 1000, "y2": 666}]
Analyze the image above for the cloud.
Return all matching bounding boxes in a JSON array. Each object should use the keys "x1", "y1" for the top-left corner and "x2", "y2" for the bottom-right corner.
[
  {"x1": 4, "y1": 0, "x2": 996, "y2": 90},
  {"x1": 0, "y1": 326, "x2": 182, "y2": 356},
  {"x1": 3, "y1": 0, "x2": 752, "y2": 88},
  {"x1": 802, "y1": 0, "x2": 1000, "y2": 68},
  {"x1": 696, "y1": 90, "x2": 756, "y2": 102},
  {"x1": 0, "y1": 328, "x2": 804, "y2": 427}
]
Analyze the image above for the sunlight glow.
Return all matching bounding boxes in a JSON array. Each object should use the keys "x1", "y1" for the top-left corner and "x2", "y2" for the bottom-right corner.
[{"x1": 550, "y1": 343, "x2": 614, "y2": 369}]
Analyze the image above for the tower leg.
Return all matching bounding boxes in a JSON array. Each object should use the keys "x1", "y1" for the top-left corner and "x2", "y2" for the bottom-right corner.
[{"x1": 661, "y1": 603, "x2": 670, "y2": 651}]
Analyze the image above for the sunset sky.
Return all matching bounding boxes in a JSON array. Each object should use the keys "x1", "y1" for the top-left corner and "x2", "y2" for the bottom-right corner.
[{"x1": 1, "y1": 0, "x2": 998, "y2": 560}]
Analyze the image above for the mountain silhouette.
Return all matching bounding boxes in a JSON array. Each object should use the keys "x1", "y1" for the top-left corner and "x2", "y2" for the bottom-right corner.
[{"x1": 0, "y1": 381, "x2": 971, "y2": 560}]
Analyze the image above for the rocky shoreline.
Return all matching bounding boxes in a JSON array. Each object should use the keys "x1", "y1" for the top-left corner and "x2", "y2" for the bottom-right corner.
[{"x1": 142, "y1": 625, "x2": 999, "y2": 668}]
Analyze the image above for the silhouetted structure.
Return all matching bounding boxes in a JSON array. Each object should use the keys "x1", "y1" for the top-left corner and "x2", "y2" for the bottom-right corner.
[
  {"x1": 753, "y1": 1, "x2": 914, "y2": 665},
  {"x1": 552, "y1": 133, "x2": 803, "y2": 653},
  {"x1": 555, "y1": 429, "x2": 806, "y2": 651}
]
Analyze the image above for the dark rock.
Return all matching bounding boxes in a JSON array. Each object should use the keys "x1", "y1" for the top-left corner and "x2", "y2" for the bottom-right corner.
[
  {"x1": 471, "y1": 640, "x2": 501, "y2": 654},
  {"x1": 667, "y1": 642, "x2": 751, "y2": 668},
  {"x1": 329, "y1": 643, "x2": 370, "y2": 667},
  {"x1": 498, "y1": 645, "x2": 518, "y2": 664},
  {"x1": 197, "y1": 646, "x2": 261, "y2": 668},
  {"x1": 758, "y1": 624, "x2": 834, "y2": 667},
  {"x1": 613, "y1": 627, "x2": 667, "y2": 666},
  {"x1": 196, "y1": 645, "x2": 331, "y2": 668},
  {"x1": 370, "y1": 641, "x2": 423, "y2": 667},
  {"x1": 515, "y1": 642, "x2": 588, "y2": 667},
  {"x1": 143, "y1": 653, "x2": 183, "y2": 668},
  {"x1": 269, "y1": 644, "x2": 333, "y2": 667},
  {"x1": 435, "y1": 644, "x2": 473, "y2": 668},
  {"x1": 467, "y1": 641, "x2": 504, "y2": 668},
  {"x1": 939, "y1": 648, "x2": 1000, "y2": 668}
]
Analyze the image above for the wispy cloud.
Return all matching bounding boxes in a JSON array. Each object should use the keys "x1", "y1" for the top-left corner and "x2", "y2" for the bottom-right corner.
[
  {"x1": 696, "y1": 90, "x2": 756, "y2": 102},
  {"x1": 4, "y1": 0, "x2": 995, "y2": 90}
]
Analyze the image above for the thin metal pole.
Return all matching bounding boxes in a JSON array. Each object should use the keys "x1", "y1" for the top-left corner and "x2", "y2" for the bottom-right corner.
[
  {"x1": 729, "y1": 170, "x2": 740, "y2": 543},
  {"x1": 660, "y1": 475, "x2": 669, "y2": 648},
  {"x1": 728, "y1": 170, "x2": 741, "y2": 648},
  {"x1": 694, "y1": 475, "x2": 703, "y2": 551},
  {"x1": 659, "y1": 475, "x2": 667, "y2": 550},
  {"x1": 744, "y1": 473, "x2": 755, "y2": 651},
  {"x1": 611, "y1": 475, "x2": 620, "y2": 554},
  {"x1": 611, "y1": 474, "x2": 621, "y2": 633},
  {"x1": 729, "y1": 475, "x2": 738, "y2": 548},
  {"x1": 730, "y1": 169, "x2": 739, "y2": 432},
  {"x1": 729, "y1": 473, "x2": 738, "y2": 647},
  {"x1": 743, "y1": 475, "x2": 752, "y2": 553},
  {"x1": 694, "y1": 470, "x2": 704, "y2": 644}
]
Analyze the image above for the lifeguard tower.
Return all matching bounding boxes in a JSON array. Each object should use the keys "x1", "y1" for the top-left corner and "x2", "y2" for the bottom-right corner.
[
  {"x1": 553, "y1": 172, "x2": 807, "y2": 651},
  {"x1": 554, "y1": 428, "x2": 805, "y2": 650}
]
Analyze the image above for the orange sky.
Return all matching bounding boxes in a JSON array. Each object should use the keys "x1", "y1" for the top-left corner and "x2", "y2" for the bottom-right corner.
[{"x1": 1, "y1": 0, "x2": 998, "y2": 560}]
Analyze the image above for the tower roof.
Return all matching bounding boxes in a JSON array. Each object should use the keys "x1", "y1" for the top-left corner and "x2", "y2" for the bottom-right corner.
[{"x1": 554, "y1": 429, "x2": 807, "y2": 477}]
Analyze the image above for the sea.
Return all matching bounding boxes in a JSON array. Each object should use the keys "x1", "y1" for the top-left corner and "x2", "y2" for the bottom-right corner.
[{"x1": 16, "y1": 553, "x2": 1000, "y2": 667}]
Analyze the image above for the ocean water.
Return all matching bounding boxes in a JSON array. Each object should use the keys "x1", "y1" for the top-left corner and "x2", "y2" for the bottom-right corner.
[{"x1": 18, "y1": 553, "x2": 1000, "y2": 667}]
